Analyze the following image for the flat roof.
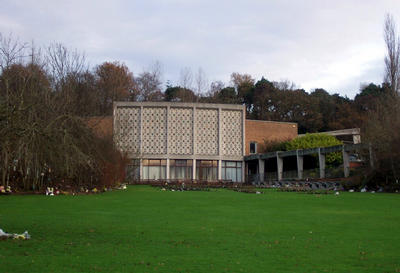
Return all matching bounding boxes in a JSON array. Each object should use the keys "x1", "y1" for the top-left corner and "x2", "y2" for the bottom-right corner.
[
  {"x1": 246, "y1": 119, "x2": 297, "y2": 126},
  {"x1": 114, "y1": 101, "x2": 245, "y2": 111}
]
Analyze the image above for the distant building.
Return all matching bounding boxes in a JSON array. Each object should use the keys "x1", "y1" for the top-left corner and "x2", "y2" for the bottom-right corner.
[{"x1": 112, "y1": 101, "x2": 297, "y2": 182}]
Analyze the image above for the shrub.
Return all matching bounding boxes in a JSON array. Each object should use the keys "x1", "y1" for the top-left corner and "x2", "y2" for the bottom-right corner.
[
  {"x1": 284, "y1": 133, "x2": 343, "y2": 165},
  {"x1": 259, "y1": 139, "x2": 289, "y2": 153}
]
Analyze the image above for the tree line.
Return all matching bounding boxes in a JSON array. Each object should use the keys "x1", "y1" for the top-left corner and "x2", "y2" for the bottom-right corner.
[{"x1": 25, "y1": 49, "x2": 386, "y2": 135}]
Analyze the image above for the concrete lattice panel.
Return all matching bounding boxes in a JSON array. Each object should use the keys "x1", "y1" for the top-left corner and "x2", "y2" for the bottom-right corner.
[
  {"x1": 142, "y1": 107, "x2": 167, "y2": 154},
  {"x1": 195, "y1": 108, "x2": 219, "y2": 155},
  {"x1": 168, "y1": 107, "x2": 193, "y2": 155},
  {"x1": 114, "y1": 107, "x2": 141, "y2": 153},
  {"x1": 221, "y1": 110, "x2": 243, "y2": 156}
]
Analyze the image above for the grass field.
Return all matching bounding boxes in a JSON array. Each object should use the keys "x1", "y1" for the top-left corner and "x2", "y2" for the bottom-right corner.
[{"x1": 1, "y1": 186, "x2": 400, "y2": 273}]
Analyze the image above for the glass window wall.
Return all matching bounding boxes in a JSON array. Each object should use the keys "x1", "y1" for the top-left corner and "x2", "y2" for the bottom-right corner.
[
  {"x1": 221, "y1": 161, "x2": 242, "y2": 182},
  {"x1": 142, "y1": 159, "x2": 167, "y2": 180},
  {"x1": 170, "y1": 159, "x2": 193, "y2": 180},
  {"x1": 196, "y1": 160, "x2": 218, "y2": 181}
]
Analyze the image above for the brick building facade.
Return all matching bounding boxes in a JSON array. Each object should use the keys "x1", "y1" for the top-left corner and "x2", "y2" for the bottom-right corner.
[{"x1": 245, "y1": 120, "x2": 298, "y2": 155}]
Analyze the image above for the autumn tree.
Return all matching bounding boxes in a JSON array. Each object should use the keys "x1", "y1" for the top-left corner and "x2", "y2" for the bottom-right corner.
[
  {"x1": 231, "y1": 72, "x2": 255, "y2": 112},
  {"x1": 95, "y1": 61, "x2": 136, "y2": 115}
]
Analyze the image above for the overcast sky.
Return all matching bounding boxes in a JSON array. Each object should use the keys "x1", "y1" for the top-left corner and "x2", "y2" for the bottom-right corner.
[{"x1": 1, "y1": 0, "x2": 400, "y2": 98}]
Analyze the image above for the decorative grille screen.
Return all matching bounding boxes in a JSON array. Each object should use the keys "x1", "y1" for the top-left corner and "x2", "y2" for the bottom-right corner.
[{"x1": 195, "y1": 108, "x2": 219, "y2": 155}]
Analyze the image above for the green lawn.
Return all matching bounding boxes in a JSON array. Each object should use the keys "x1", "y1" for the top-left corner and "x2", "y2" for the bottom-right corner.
[{"x1": 1, "y1": 186, "x2": 400, "y2": 273}]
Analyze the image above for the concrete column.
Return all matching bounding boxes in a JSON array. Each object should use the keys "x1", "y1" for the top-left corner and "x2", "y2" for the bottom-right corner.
[
  {"x1": 242, "y1": 161, "x2": 245, "y2": 183},
  {"x1": 218, "y1": 107, "x2": 222, "y2": 156},
  {"x1": 258, "y1": 158, "x2": 265, "y2": 182},
  {"x1": 277, "y1": 153, "x2": 283, "y2": 181},
  {"x1": 139, "y1": 159, "x2": 143, "y2": 180},
  {"x1": 296, "y1": 150, "x2": 303, "y2": 180},
  {"x1": 166, "y1": 158, "x2": 170, "y2": 180},
  {"x1": 218, "y1": 159, "x2": 222, "y2": 180},
  {"x1": 353, "y1": 134, "x2": 361, "y2": 144},
  {"x1": 318, "y1": 148, "x2": 326, "y2": 179},
  {"x1": 242, "y1": 106, "x2": 246, "y2": 157},
  {"x1": 343, "y1": 148, "x2": 350, "y2": 178},
  {"x1": 192, "y1": 107, "x2": 196, "y2": 155},
  {"x1": 166, "y1": 106, "x2": 170, "y2": 154},
  {"x1": 192, "y1": 159, "x2": 196, "y2": 180},
  {"x1": 140, "y1": 106, "x2": 143, "y2": 154}
]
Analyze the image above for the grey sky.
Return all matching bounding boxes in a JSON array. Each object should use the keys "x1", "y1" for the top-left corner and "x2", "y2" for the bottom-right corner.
[{"x1": 1, "y1": 0, "x2": 400, "y2": 98}]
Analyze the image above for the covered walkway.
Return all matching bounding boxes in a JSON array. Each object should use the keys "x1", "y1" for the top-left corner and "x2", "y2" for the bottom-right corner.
[{"x1": 244, "y1": 144, "x2": 367, "y2": 183}]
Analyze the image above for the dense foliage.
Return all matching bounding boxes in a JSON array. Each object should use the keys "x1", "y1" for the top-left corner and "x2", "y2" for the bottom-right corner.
[
  {"x1": 284, "y1": 133, "x2": 343, "y2": 165},
  {"x1": 363, "y1": 93, "x2": 400, "y2": 188},
  {"x1": 284, "y1": 133, "x2": 343, "y2": 151},
  {"x1": 164, "y1": 77, "x2": 379, "y2": 134},
  {"x1": 260, "y1": 134, "x2": 343, "y2": 165}
]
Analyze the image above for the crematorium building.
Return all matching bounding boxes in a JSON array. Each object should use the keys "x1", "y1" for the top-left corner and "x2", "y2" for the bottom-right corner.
[{"x1": 112, "y1": 101, "x2": 297, "y2": 182}]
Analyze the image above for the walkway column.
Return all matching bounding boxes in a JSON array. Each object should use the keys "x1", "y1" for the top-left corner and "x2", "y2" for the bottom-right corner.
[
  {"x1": 343, "y1": 147, "x2": 350, "y2": 178},
  {"x1": 258, "y1": 158, "x2": 264, "y2": 183},
  {"x1": 277, "y1": 153, "x2": 283, "y2": 181},
  {"x1": 353, "y1": 134, "x2": 361, "y2": 144},
  {"x1": 296, "y1": 150, "x2": 303, "y2": 180},
  {"x1": 318, "y1": 148, "x2": 326, "y2": 179}
]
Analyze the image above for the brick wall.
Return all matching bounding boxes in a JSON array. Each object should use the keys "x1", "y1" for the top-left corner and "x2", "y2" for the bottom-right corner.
[{"x1": 245, "y1": 119, "x2": 298, "y2": 155}]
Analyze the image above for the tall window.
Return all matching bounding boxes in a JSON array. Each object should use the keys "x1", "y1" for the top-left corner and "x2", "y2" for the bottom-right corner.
[
  {"x1": 196, "y1": 160, "x2": 218, "y2": 181},
  {"x1": 142, "y1": 159, "x2": 167, "y2": 180},
  {"x1": 250, "y1": 142, "x2": 257, "y2": 154},
  {"x1": 170, "y1": 159, "x2": 192, "y2": 180},
  {"x1": 222, "y1": 161, "x2": 242, "y2": 182}
]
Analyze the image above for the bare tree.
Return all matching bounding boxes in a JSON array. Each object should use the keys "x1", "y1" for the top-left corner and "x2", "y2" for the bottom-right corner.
[
  {"x1": 0, "y1": 37, "x2": 126, "y2": 190},
  {"x1": 136, "y1": 61, "x2": 163, "y2": 101},
  {"x1": 361, "y1": 14, "x2": 400, "y2": 189},
  {"x1": 179, "y1": 67, "x2": 193, "y2": 90},
  {"x1": 384, "y1": 13, "x2": 400, "y2": 95},
  {"x1": 194, "y1": 67, "x2": 208, "y2": 96},
  {"x1": 273, "y1": 79, "x2": 297, "y2": 91},
  {"x1": 46, "y1": 43, "x2": 87, "y2": 85},
  {"x1": 0, "y1": 33, "x2": 27, "y2": 71}
]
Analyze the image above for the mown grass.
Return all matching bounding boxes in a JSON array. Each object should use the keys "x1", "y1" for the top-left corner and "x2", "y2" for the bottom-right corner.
[{"x1": 1, "y1": 186, "x2": 400, "y2": 273}]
